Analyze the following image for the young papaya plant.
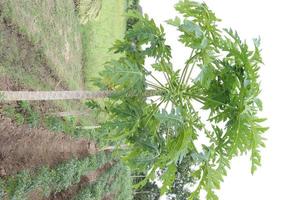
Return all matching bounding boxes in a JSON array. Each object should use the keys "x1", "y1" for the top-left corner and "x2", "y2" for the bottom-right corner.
[{"x1": 92, "y1": 1, "x2": 267, "y2": 199}]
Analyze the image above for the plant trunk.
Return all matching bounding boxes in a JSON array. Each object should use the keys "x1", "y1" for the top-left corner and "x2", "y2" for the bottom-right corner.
[
  {"x1": 0, "y1": 90, "x2": 159, "y2": 101},
  {"x1": 49, "y1": 111, "x2": 90, "y2": 117},
  {"x1": 0, "y1": 91, "x2": 112, "y2": 101},
  {"x1": 76, "y1": 125, "x2": 101, "y2": 130}
]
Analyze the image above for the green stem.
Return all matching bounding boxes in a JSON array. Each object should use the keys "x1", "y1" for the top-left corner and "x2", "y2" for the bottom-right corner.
[
  {"x1": 146, "y1": 81, "x2": 164, "y2": 90},
  {"x1": 184, "y1": 61, "x2": 196, "y2": 85},
  {"x1": 149, "y1": 73, "x2": 165, "y2": 88},
  {"x1": 188, "y1": 93, "x2": 235, "y2": 109},
  {"x1": 180, "y1": 49, "x2": 195, "y2": 85},
  {"x1": 144, "y1": 100, "x2": 164, "y2": 126}
]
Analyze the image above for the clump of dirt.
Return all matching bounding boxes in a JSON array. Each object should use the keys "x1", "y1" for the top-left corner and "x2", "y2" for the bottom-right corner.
[
  {"x1": 44, "y1": 161, "x2": 116, "y2": 200},
  {"x1": 0, "y1": 115, "x2": 98, "y2": 176},
  {"x1": 102, "y1": 193, "x2": 116, "y2": 200},
  {"x1": 0, "y1": 75, "x2": 23, "y2": 91}
]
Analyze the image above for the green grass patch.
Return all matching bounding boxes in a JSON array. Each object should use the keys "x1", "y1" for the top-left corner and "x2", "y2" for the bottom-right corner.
[
  {"x1": 81, "y1": 0, "x2": 127, "y2": 90},
  {"x1": 0, "y1": 0, "x2": 83, "y2": 90},
  {"x1": 74, "y1": 162, "x2": 132, "y2": 200}
]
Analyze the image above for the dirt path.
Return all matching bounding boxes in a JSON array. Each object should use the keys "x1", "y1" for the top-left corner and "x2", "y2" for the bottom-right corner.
[{"x1": 0, "y1": 115, "x2": 98, "y2": 176}]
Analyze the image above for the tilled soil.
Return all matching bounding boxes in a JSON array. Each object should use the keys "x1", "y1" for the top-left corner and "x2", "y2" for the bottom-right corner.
[{"x1": 0, "y1": 115, "x2": 98, "y2": 176}]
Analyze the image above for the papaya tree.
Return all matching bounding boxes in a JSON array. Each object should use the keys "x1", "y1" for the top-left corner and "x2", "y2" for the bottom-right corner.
[
  {"x1": 0, "y1": 1, "x2": 267, "y2": 199},
  {"x1": 92, "y1": 1, "x2": 267, "y2": 199}
]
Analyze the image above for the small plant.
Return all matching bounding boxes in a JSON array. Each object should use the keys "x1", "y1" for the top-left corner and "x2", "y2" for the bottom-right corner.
[{"x1": 18, "y1": 101, "x2": 40, "y2": 128}]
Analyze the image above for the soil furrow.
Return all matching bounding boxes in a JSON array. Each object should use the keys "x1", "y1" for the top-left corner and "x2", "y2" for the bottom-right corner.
[{"x1": 0, "y1": 115, "x2": 98, "y2": 176}]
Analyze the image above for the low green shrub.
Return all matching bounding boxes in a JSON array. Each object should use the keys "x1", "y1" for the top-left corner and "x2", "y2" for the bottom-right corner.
[{"x1": 1, "y1": 153, "x2": 111, "y2": 200}]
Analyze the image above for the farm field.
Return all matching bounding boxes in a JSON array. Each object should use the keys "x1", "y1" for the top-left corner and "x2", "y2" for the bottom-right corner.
[{"x1": 0, "y1": 0, "x2": 133, "y2": 199}]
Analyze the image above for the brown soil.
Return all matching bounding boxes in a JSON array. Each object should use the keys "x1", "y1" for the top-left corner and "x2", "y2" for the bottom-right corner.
[
  {"x1": 102, "y1": 193, "x2": 116, "y2": 200},
  {"x1": 44, "y1": 161, "x2": 116, "y2": 200},
  {"x1": 0, "y1": 75, "x2": 23, "y2": 91},
  {"x1": 0, "y1": 115, "x2": 98, "y2": 176}
]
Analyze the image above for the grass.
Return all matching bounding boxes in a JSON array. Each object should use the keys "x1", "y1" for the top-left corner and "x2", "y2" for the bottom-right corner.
[
  {"x1": 0, "y1": 0, "x2": 83, "y2": 90},
  {"x1": 0, "y1": 0, "x2": 86, "y2": 113},
  {"x1": 81, "y1": 0, "x2": 127, "y2": 90}
]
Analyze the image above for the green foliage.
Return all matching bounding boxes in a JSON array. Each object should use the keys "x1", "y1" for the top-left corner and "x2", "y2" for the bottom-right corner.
[
  {"x1": 161, "y1": 163, "x2": 177, "y2": 195},
  {"x1": 112, "y1": 164, "x2": 133, "y2": 200},
  {"x1": 132, "y1": 154, "x2": 198, "y2": 200},
  {"x1": 167, "y1": 154, "x2": 198, "y2": 200},
  {"x1": 74, "y1": 164, "x2": 115, "y2": 200},
  {"x1": 111, "y1": 11, "x2": 171, "y2": 64},
  {"x1": 1, "y1": 102, "x2": 40, "y2": 127},
  {"x1": 133, "y1": 173, "x2": 160, "y2": 200},
  {"x1": 81, "y1": 0, "x2": 127, "y2": 90},
  {"x1": 17, "y1": 101, "x2": 40, "y2": 128},
  {"x1": 126, "y1": 0, "x2": 141, "y2": 30},
  {"x1": 74, "y1": 162, "x2": 132, "y2": 200},
  {"x1": 127, "y1": 0, "x2": 140, "y2": 10},
  {"x1": 74, "y1": 174, "x2": 111, "y2": 200},
  {"x1": 91, "y1": 0, "x2": 267, "y2": 199},
  {"x1": 94, "y1": 58, "x2": 145, "y2": 95},
  {"x1": 0, "y1": 153, "x2": 111, "y2": 200}
]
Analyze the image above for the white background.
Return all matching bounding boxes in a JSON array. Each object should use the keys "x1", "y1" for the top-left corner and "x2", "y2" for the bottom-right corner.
[{"x1": 140, "y1": 0, "x2": 300, "y2": 199}]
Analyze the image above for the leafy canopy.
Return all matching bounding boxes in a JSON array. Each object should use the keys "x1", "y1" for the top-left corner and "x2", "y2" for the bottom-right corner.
[{"x1": 92, "y1": 0, "x2": 267, "y2": 199}]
